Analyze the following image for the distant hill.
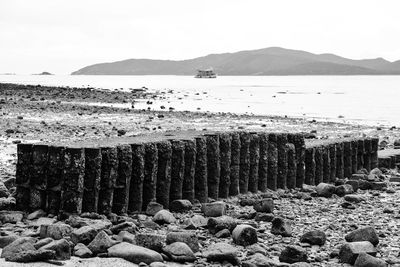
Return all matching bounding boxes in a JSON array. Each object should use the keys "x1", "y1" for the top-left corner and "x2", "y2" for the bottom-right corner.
[{"x1": 71, "y1": 47, "x2": 400, "y2": 75}]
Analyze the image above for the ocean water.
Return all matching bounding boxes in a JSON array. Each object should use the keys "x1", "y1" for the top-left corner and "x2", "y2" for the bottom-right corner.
[{"x1": 1, "y1": 74, "x2": 400, "y2": 126}]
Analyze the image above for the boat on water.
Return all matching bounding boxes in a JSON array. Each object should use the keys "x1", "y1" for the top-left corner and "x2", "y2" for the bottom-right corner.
[{"x1": 195, "y1": 68, "x2": 217, "y2": 78}]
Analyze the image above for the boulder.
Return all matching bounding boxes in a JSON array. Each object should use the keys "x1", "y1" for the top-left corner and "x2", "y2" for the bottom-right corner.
[
  {"x1": 65, "y1": 215, "x2": 112, "y2": 232},
  {"x1": 33, "y1": 237, "x2": 54, "y2": 249},
  {"x1": 232, "y1": 224, "x2": 258, "y2": 246},
  {"x1": 183, "y1": 214, "x2": 208, "y2": 229},
  {"x1": 87, "y1": 230, "x2": 115, "y2": 255},
  {"x1": 335, "y1": 184, "x2": 354, "y2": 197},
  {"x1": 207, "y1": 215, "x2": 237, "y2": 234},
  {"x1": 344, "y1": 194, "x2": 363, "y2": 203},
  {"x1": 0, "y1": 211, "x2": 23, "y2": 223},
  {"x1": 39, "y1": 238, "x2": 71, "y2": 260},
  {"x1": 279, "y1": 245, "x2": 308, "y2": 264},
  {"x1": 316, "y1": 183, "x2": 336, "y2": 197},
  {"x1": 271, "y1": 217, "x2": 292, "y2": 237},
  {"x1": 354, "y1": 252, "x2": 387, "y2": 267},
  {"x1": 107, "y1": 242, "x2": 163, "y2": 264},
  {"x1": 6, "y1": 249, "x2": 55, "y2": 263},
  {"x1": 300, "y1": 230, "x2": 326, "y2": 246},
  {"x1": 370, "y1": 182, "x2": 387, "y2": 191},
  {"x1": 71, "y1": 225, "x2": 97, "y2": 245},
  {"x1": 254, "y1": 213, "x2": 275, "y2": 222},
  {"x1": 345, "y1": 180, "x2": 359, "y2": 192},
  {"x1": 39, "y1": 223, "x2": 72, "y2": 240},
  {"x1": 146, "y1": 202, "x2": 164, "y2": 216},
  {"x1": 73, "y1": 243, "x2": 93, "y2": 258},
  {"x1": 110, "y1": 221, "x2": 137, "y2": 234},
  {"x1": 166, "y1": 231, "x2": 199, "y2": 252},
  {"x1": 153, "y1": 210, "x2": 176, "y2": 224},
  {"x1": 135, "y1": 233, "x2": 166, "y2": 252},
  {"x1": 117, "y1": 231, "x2": 136, "y2": 244},
  {"x1": 0, "y1": 237, "x2": 37, "y2": 261},
  {"x1": 203, "y1": 242, "x2": 240, "y2": 265},
  {"x1": 0, "y1": 235, "x2": 19, "y2": 248},
  {"x1": 162, "y1": 242, "x2": 196, "y2": 262},
  {"x1": 345, "y1": 227, "x2": 379, "y2": 246},
  {"x1": 253, "y1": 198, "x2": 274, "y2": 213},
  {"x1": 202, "y1": 201, "x2": 226, "y2": 217},
  {"x1": 27, "y1": 209, "x2": 46, "y2": 220},
  {"x1": 339, "y1": 241, "x2": 377, "y2": 264},
  {"x1": 169, "y1": 199, "x2": 193, "y2": 212},
  {"x1": 215, "y1": 229, "x2": 231, "y2": 238}
]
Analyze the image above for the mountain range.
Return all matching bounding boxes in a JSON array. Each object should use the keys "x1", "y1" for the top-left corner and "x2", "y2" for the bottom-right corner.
[{"x1": 71, "y1": 47, "x2": 400, "y2": 75}]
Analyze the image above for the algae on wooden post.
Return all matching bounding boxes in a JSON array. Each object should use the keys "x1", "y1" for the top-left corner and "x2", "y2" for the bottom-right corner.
[
  {"x1": 47, "y1": 146, "x2": 66, "y2": 214},
  {"x1": 258, "y1": 133, "x2": 269, "y2": 192},
  {"x1": 267, "y1": 133, "x2": 278, "y2": 190},
  {"x1": 343, "y1": 141, "x2": 352, "y2": 179},
  {"x1": 322, "y1": 146, "x2": 331, "y2": 183},
  {"x1": 60, "y1": 147, "x2": 85, "y2": 214},
  {"x1": 170, "y1": 140, "x2": 185, "y2": 201},
  {"x1": 305, "y1": 147, "x2": 316, "y2": 185},
  {"x1": 249, "y1": 133, "x2": 260, "y2": 193},
  {"x1": 329, "y1": 144, "x2": 337, "y2": 183},
  {"x1": 286, "y1": 143, "x2": 297, "y2": 189},
  {"x1": 314, "y1": 146, "x2": 323, "y2": 185},
  {"x1": 351, "y1": 139, "x2": 358, "y2": 174},
  {"x1": 206, "y1": 134, "x2": 221, "y2": 199},
  {"x1": 195, "y1": 136, "x2": 208, "y2": 203},
  {"x1": 98, "y1": 146, "x2": 118, "y2": 215},
  {"x1": 183, "y1": 139, "x2": 196, "y2": 202},
  {"x1": 16, "y1": 144, "x2": 33, "y2": 211},
  {"x1": 219, "y1": 133, "x2": 231, "y2": 198},
  {"x1": 229, "y1": 132, "x2": 241, "y2": 196},
  {"x1": 129, "y1": 143, "x2": 145, "y2": 212},
  {"x1": 156, "y1": 141, "x2": 172, "y2": 208},
  {"x1": 113, "y1": 144, "x2": 132, "y2": 215},
  {"x1": 239, "y1": 132, "x2": 250, "y2": 194},
  {"x1": 82, "y1": 147, "x2": 101, "y2": 213},
  {"x1": 357, "y1": 139, "x2": 365, "y2": 171},
  {"x1": 363, "y1": 138, "x2": 372, "y2": 171},
  {"x1": 142, "y1": 142, "x2": 158, "y2": 209},
  {"x1": 30, "y1": 144, "x2": 49, "y2": 211},
  {"x1": 336, "y1": 142, "x2": 344, "y2": 179},
  {"x1": 294, "y1": 134, "x2": 306, "y2": 188},
  {"x1": 277, "y1": 133, "x2": 288, "y2": 189},
  {"x1": 370, "y1": 138, "x2": 379, "y2": 169}
]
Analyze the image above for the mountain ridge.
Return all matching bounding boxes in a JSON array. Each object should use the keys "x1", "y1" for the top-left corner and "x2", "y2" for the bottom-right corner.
[{"x1": 71, "y1": 47, "x2": 400, "y2": 75}]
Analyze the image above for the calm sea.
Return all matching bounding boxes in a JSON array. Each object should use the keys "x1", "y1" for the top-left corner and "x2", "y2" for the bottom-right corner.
[{"x1": 1, "y1": 75, "x2": 400, "y2": 126}]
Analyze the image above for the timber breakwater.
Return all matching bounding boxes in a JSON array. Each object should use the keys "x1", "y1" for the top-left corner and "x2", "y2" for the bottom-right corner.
[{"x1": 15, "y1": 131, "x2": 379, "y2": 215}]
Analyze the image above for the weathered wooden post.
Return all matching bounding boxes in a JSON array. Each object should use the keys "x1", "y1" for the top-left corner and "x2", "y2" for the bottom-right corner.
[
  {"x1": 206, "y1": 134, "x2": 220, "y2": 199},
  {"x1": 258, "y1": 132, "x2": 268, "y2": 192},
  {"x1": 82, "y1": 147, "x2": 101, "y2": 213},
  {"x1": 219, "y1": 133, "x2": 231, "y2": 198},
  {"x1": 343, "y1": 140, "x2": 352, "y2": 178},
  {"x1": 286, "y1": 143, "x2": 297, "y2": 189},
  {"x1": 322, "y1": 146, "x2": 331, "y2": 183},
  {"x1": 336, "y1": 142, "x2": 344, "y2": 179},
  {"x1": 129, "y1": 143, "x2": 145, "y2": 212},
  {"x1": 170, "y1": 140, "x2": 185, "y2": 201},
  {"x1": 314, "y1": 146, "x2": 323, "y2": 185},
  {"x1": 357, "y1": 139, "x2": 365, "y2": 171},
  {"x1": 277, "y1": 133, "x2": 288, "y2": 189},
  {"x1": 113, "y1": 144, "x2": 132, "y2": 215},
  {"x1": 305, "y1": 147, "x2": 316, "y2": 185},
  {"x1": 370, "y1": 138, "x2": 379, "y2": 169},
  {"x1": 98, "y1": 146, "x2": 118, "y2": 215},
  {"x1": 182, "y1": 139, "x2": 196, "y2": 202},
  {"x1": 351, "y1": 139, "x2": 358, "y2": 174},
  {"x1": 267, "y1": 133, "x2": 278, "y2": 190},
  {"x1": 16, "y1": 143, "x2": 33, "y2": 211},
  {"x1": 30, "y1": 144, "x2": 49, "y2": 211},
  {"x1": 363, "y1": 138, "x2": 372, "y2": 171},
  {"x1": 142, "y1": 142, "x2": 158, "y2": 210},
  {"x1": 194, "y1": 136, "x2": 208, "y2": 203},
  {"x1": 229, "y1": 132, "x2": 240, "y2": 196},
  {"x1": 249, "y1": 133, "x2": 260, "y2": 193},
  {"x1": 329, "y1": 143, "x2": 337, "y2": 183},
  {"x1": 156, "y1": 141, "x2": 172, "y2": 208},
  {"x1": 239, "y1": 132, "x2": 250, "y2": 194}
]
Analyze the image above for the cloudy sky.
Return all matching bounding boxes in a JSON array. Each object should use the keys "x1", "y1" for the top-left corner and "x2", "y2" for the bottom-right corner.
[{"x1": 1, "y1": 0, "x2": 399, "y2": 74}]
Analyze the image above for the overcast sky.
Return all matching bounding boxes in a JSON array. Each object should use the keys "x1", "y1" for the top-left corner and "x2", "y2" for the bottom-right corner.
[{"x1": 1, "y1": 0, "x2": 399, "y2": 74}]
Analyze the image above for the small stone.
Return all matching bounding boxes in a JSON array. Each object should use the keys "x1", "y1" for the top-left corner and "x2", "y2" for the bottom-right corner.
[
  {"x1": 316, "y1": 183, "x2": 336, "y2": 197},
  {"x1": 339, "y1": 241, "x2": 377, "y2": 264},
  {"x1": 118, "y1": 231, "x2": 136, "y2": 244},
  {"x1": 39, "y1": 238, "x2": 71, "y2": 260},
  {"x1": 215, "y1": 229, "x2": 231, "y2": 238},
  {"x1": 271, "y1": 217, "x2": 292, "y2": 237},
  {"x1": 73, "y1": 243, "x2": 93, "y2": 258},
  {"x1": 232, "y1": 224, "x2": 258, "y2": 246},
  {"x1": 354, "y1": 252, "x2": 387, "y2": 267},
  {"x1": 207, "y1": 215, "x2": 237, "y2": 234},
  {"x1": 346, "y1": 180, "x2": 360, "y2": 192},
  {"x1": 135, "y1": 233, "x2": 166, "y2": 252},
  {"x1": 253, "y1": 198, "x2": 274, "y2": 213},
  {"x1": 202, "y1": 201, "x2": 226, "y2": 217},
  {"x1": 370, "y1": 182, "x2": 387, "y2": 191},
  {"x1": 7, "y1": 249, "x2": 55, "y2": 263},
  {"x1": 40, "y1": 223, "x2": 72, "y2": 240},
  {"x1": 71, "y1": 226, "x2": 97, "y2": 245},
  {"x1": 370, "y1": 168, "x2": 382, "y2": 176},
  {"x1": 345, "y1": 227, "x2": 379, "y2": 246},
  {"x1": 146, "y1": 202, "x2": 164, "y2": 216},
  {"x1": 27, "y1": 209, "x2": 47, "y2": 220},
  {"x1": 300, "y1": 230, "x2": 326, "y2": 246},
  {"x1": 342, "y1": 201, "x2": 356, "y2": 209},
  {"x1": 153, "y1": 210, "x2": 176, "y2": 224},
  {"x1": 33, "y1": 237, "x2": 54, "y2": 249},
  {"x1": 110, "y1": 221, "x2": 137, "y2": 234},
  {"x1": 107, "y1": 242, "x2": 163, "y2": 265},
  {"x1": 169, "y1": 199, "x2": 193, "y2": 212},
  {"x1": 344, "y1": 194, "x2": 363, "y2": 203},
  {"x1": 254, "y1": 212, "x2": 274, "y2": 222},
  {"x1": 279, "y1": 245, "x2": 308, "y2": 263},
  {"x1": 87, "y1": 230, "x2": 115, "y2": 255},
  {"x1": 166, "y1": 231, "x2": 199, "y2": 252},
  {"x1": 335, "y1": 184, "x2": 354, "y2": 197},
  {"x1": 0, "y1": 211, "x2": 23, "y2": 223},
  {"x1": 203, "y1": 242, "x2": 239, "y2": 265},
  {"x1": 162, "y1": 242, "x2": 196, "y2": 262}
]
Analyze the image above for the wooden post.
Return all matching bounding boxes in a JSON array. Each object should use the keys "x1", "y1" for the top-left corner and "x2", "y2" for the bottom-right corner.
[
  {"x1": 363, "y1": 138, "x2": 372, "y2": 171},
  {"x1": 142, "y1": 143, "x2": 158, "y2": 209},
  {"x1": 249, "y1": 133, "x2": 260, "y2": 193},
  {"x1": 351, "y1": 139, "x2": 358, "y2": 174},
  {"x1": 156, "y1": 141, "x2": 172, "y2": 208},
  {"x1": 370, "y1": 138, "x2": 379, "y2": 169},
  {"x1": 277, "y1": 134, "x2": 288, "y2": 189},
  {"x1": 314, "y1": 146, "x2": 323, "y2": 185},
  {"x1": 15, "y1": 144, "x2": 33, "y2": 211},
  {"x1": 129, "y1": 143, "x2": 145, "y2": 212},
  {"x1": 239, "y1": 132, "x2": 250, "y2": 194},
  {"x1": 206, "y1": 134, "x2": 220, "y2": 199},
  {"x1": 170, "y1": 140, "x2": 185, "y2": 201},
  {"x1": 229, "y1": 132, "x2": 240, "y2": 196},
  {"x1": 357, "y1": 139, "x2": 365, "y2": 171},
  {"x1": 336, "y1": 142, "x2": 344, "y2": 179},
  {"x1": 82, "y1": 147, "x2": 101, "y2": 213},
  {"x1": 305, "y1": 147, "x2": 315, "y2": 185},
  {"x1": 194, "y1": 136, "x2": 208, "y2": 203},
  {"x1": 343, "y1": 141, "x2": 352, "y2": 178},
  {"x1": 267, "y1": 133, "x2": 278, "y2": 190},
  {"x1": 286, "y1": 143, "x2": 297, "y2": 189},
  {"x1": 258, "y1": 133, "x2": 269, "y2": 192},
  {"x1": 182, "y1": 139, "x2": 196, "y2": 203},
  {"x1": 98, "y1": 146, "x2": 118, "y2": 215},
  {"x1": 329, "y1": 144, "x2": 337, "y2": 183},
  {"x1": 30, "y1": 144, "x2": 48, "y2": 211},
  {"x1": 113, "y1": 144, "x2": 132, "y2": 215},
  {"x1": 322, "y1": 146, "x2": 330, "y2": 183},
  {"x1": 219, "y1": 133, "x2": 231, "y2": 198}
]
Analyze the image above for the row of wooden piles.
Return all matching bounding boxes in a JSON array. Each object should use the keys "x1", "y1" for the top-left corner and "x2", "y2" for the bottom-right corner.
[
  {"x1": 304, "y1": 138, "x2": 379, "y2": 185},
  {"x1": 14, "y1": 131, "x2": 306, "y2": 215},
  {"x1": 377, "y1": 149, "x2": 400, "y2": 169}
]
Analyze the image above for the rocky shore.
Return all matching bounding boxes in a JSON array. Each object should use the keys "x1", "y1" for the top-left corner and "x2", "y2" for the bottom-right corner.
[{"x1": 1, "y1": 83, "x2": 400, "y2": 266}]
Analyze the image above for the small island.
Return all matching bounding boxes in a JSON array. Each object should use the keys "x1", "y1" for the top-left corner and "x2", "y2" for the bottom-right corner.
[{"x1": 34, "y1": 71, "x2": 54, "y2": 75}]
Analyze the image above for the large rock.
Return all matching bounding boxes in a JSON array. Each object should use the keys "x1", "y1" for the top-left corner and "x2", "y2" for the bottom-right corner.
[
  {"x1": 207, "y1": 215, "x2": 237, "y2": 235},
  {"x1": 107, "y1": 242, "x2": 163, "y2": 264},
  {"x1": 202, "y1": 201, "x2": 226, "y2": 217},
  {"x1": 254, "y1": 212, "x2": 274, "y2": 222},
  {"x1": 253, "y1": 198, "x2": 274, "y2": 213},
  {"x1": 344, "y1": 194, "x2": 363, "y2": 203},
  {"x1": 232, "y1": 224, "x2": 257, "y2": 246},
  {"x1": 279, "y1": 245, "x2": 308, "y2": 263},
  {"x1": 135, "y1": 233, "x2": 166, "y2": 252},
  {"x1": 166, "y1": 231, "x2": 199, "y2": 252},
  {"x1": 0, "y1": 235, "x2": 19, "y2": 248},
  {"x1": 6, "y1": 249, "x2": 55, "y2": 263},
  {"x1": 65, "y1": 215, "x2": 112, "y2": 232},
  {"x1": 339, "y1": 241, "x2": 377, "y2": 264},
  {"x1": 0, "y1": 211, "x2": 23, "y2": 223},
  {"x1": 0, "y1": 237, "x2": 37, "y2": 261},
  {"x1": 271, "y1": 217, "x2": 292, "y2": 237},
  {"x1": 335, "y1": 184, "x2": 354, "y2": 197},
  {"x1": 316, "y1": 183, "x2": 336, "y2": 197},
  {"x1": 354, "y1": 252, "x2": 387, "y2": 267},
  {"x1": 162, "y1": 242, "x2": 196, "y2": 262},
  {"x1": 300, "y1": 230, "x2": 326, "y2": 246},
  {"x1": 73, "y1": 243, "x2": 93, "y2": 258},
  {"x1": 153, "y1": 210, "x2": 176, "y2": 224},
  {"x1": 146, "y1": 202, "x2": 163, "y2": 216},
  {"x1": 117, "y1": 231, "x2": 136, "y2": 244},
  {"x1": 40, "y1": 223, "x2": 72, "y2": 240},
  {"x1": 169, "y1": 199, "x2": 193, "y2": 212},
  {"x1": 110, "y1": 221, "x2": 137, "y2": 234},
  {"x1": 87, "y1": 230, "x2": 115, "y2": 255},
  {"x1": 203, "y1": 242, "x2": 240, "y2": 265},
  {"x1": 71, "y1": 225, "x2": 97, "y2": 245},
  {"x1": 345, "y1": 227, "x2": 379, "y2": 246},
  {"x1": 183, "y1": 214, "x2": 208, "y2": 229},
  {"x1": 39, "y1": 238, "x2": 71, "y2": 260}
]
